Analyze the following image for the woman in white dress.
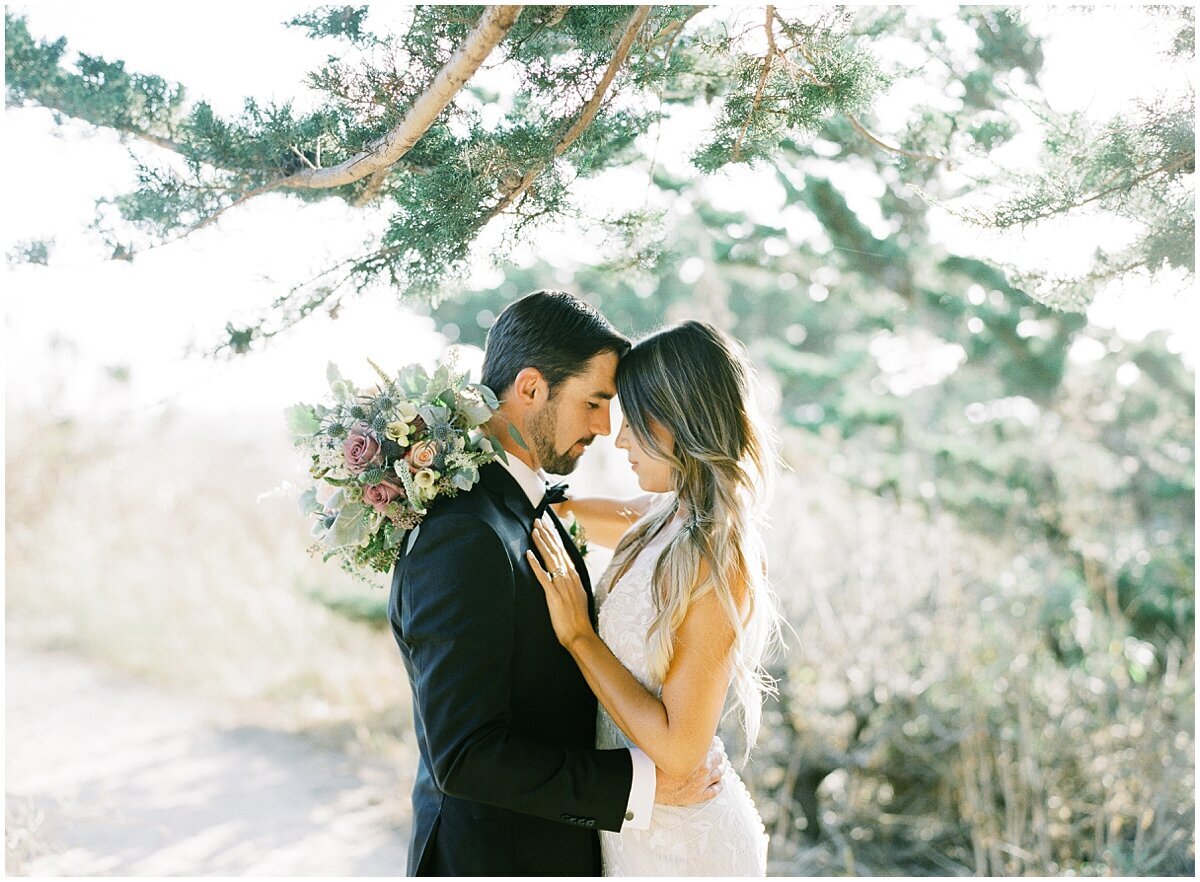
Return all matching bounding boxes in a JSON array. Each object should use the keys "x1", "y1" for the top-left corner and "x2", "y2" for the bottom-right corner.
[{"x1": 528, "y1": 320, "x2": 782, "y2": 877}]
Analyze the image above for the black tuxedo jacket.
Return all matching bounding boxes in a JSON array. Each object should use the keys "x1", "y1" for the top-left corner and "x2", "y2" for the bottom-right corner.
[{"x1": 388, "y1": 461, "x2": 634, "y2": 876}]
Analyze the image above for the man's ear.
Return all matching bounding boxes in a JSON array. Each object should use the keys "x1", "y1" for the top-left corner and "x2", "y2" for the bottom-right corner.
[{"x1": 511, "y1": 367, "x2": 546, "y2": 405}]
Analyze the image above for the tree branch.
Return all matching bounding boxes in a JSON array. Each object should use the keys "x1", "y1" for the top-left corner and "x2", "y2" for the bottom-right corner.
[
  {"x1": 214, "y1": 241, "x2": 402, "y2": 354},
  {"x1": 116, "y1": 6, "x2": 522, "y2": 245},
  {"x1": 846, "y1": 113, "x2": 943, "y2": 163},
  {"x1": 651, "y1": 5, "x2": 706, "y2": 52},
  {"x1": 276, "y1": 5, "x2": 522, "y2": 191},
  {"x1": 352, "y1": 167, "x2": 391, "y2": 206},
  {"x1": 776, "y1": 48, "x2": 831, "y2": 88},
  {"x1": 997, "y1": 151, "x2": 1196, "y2": 226},
  {"x1": 149, "y1": 179, "x2": 291, "y2": 250},
  {"x1": 131, "y1": 131, "x2": 185, "y2": 154},
  {"x1": 555, "y1": 6, "x2": 651, "y2": 159},
  {"x1": 732, "y1": 5, "x2": 778, "y2": 162},
  {"x1": 289, "y1": 144, "x2": 318, "y2": 170},
  {"x1": 542, "y1": 5, "x2": 571, "y2": 28},
  {"x1": 484, "y1": 5, "x2": 652, "y2": 221},
  {"x1": 795, "y1": 40, "x2": 821, "y2": 71}
]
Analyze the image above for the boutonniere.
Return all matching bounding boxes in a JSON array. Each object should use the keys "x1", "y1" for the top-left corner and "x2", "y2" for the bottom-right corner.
[{"x1": 561, "y1": 511, "x2": 590, "y2": 559}]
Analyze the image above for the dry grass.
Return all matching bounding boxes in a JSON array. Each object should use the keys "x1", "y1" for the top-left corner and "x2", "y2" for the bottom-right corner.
[
  {"x1": 4, "y1": 798, "x2": 50, "y2": 876},
  {"x1": 751, "y1": 436, "x2": 1195, "y2": 876},
  {"x1": 5, "y1": 408, "x2": 412, "y2": 756}
]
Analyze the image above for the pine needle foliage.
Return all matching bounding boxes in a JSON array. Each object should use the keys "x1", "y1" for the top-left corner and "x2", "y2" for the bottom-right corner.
[{"x1": 5, "y1": 5, "x2": 1194, "y2": 352}]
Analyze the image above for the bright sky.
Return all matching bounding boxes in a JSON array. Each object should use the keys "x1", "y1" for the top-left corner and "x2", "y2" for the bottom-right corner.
[{"x1": 3, "y1": 2, "x2": 1195, "y2": 423}]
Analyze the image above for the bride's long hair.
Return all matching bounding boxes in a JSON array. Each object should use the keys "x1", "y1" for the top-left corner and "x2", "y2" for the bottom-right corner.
[{"x1": 608, "y1": 320, "x2": 782, "y2": 752}]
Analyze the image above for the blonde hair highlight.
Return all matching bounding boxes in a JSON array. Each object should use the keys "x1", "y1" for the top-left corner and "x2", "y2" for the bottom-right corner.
[{"x1": 610, "y1": 321, "x2": 782, "y2": 753}]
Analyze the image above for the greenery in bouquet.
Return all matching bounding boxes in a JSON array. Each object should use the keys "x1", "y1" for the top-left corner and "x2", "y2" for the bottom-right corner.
[{"x1": 285, "y1": 358, "x2": 502, "y2": 581}]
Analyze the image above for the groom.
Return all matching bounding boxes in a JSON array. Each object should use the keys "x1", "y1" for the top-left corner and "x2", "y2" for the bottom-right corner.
[{"x1": 388, "y1": 291, "x2": 723, "y2": 876}]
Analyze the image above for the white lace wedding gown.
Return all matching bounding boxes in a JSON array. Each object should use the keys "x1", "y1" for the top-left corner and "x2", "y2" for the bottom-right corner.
[{"x1": 594, "y1": 518, "x2": 768, "y2": 876}]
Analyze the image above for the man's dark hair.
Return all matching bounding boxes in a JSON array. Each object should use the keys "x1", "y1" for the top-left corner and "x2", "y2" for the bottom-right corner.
[{"x1": 480, "y1": 290, "x2": 631, "y2": 395}]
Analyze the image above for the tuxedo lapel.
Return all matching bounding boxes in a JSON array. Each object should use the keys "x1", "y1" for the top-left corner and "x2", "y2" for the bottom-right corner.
[
  {"x1": 478, "y1": 461, "x2": 538, "y2": 525},
  {"x1": 478, "y1": 462, "x2": 593, "y2": 594}
]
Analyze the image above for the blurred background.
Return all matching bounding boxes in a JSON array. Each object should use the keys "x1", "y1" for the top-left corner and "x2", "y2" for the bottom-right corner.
[{"x1": 5, "y1": 2, "x2": 1195, "y2": 876}]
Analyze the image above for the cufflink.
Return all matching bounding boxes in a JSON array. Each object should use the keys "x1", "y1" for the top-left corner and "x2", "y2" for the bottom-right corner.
[{"x1": 625, "y1": 810, "x2": 634, "y2": 821}]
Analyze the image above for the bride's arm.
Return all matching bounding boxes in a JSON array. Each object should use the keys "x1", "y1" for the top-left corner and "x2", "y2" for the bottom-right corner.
[
  {"x1": 528, "y1": 515, "x2": 740, "y2": 779},
  {"x1": 552, "y1": 495, "x2": 654, "y2": 549}
]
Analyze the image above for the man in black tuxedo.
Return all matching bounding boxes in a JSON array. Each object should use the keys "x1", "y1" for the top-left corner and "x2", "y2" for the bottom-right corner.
[{"x1": 388, "y1": 291, "x2": 723, "y2": 876}]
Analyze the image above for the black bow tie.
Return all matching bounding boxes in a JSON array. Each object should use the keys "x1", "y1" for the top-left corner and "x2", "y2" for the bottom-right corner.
[{"x1": 536, "y1": 482, "x2": 569, "y2": 516}]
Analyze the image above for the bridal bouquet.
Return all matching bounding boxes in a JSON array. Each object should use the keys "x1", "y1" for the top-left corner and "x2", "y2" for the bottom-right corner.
[{"x1": 286, "y1": 358, "x2": 502, "y2": 581}]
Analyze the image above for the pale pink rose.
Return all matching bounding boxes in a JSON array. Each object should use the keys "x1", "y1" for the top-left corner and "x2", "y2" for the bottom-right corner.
[
  {"x1": 363, "y1": 480, "x2": 404, "y2": 513},
  {"x1": 406, "y1": 440, "x2": 438, "y2": 471},
  {"x1": 343, "y1": 424, "x2": 382, "y2": 474}
]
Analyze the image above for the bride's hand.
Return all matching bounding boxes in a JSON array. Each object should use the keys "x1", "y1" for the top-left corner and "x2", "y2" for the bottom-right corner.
[{"x1": 527, "y1": 513, "x2": 593, "y2": 649}]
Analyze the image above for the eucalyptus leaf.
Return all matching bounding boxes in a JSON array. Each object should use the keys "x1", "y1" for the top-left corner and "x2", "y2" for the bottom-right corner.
[
  {"x1": 297, "y1": 486, "x2": 323, "y2": 517},
  {"x1": 489, "y1": 434, "x2": 510, "y2": 464},
  {"x1": 471, "y1": 383, "x2": 501, "y2": 411},
  {"x1": 284, "y1": 403, "x2": 321, "y2": 438},
  {"x1": 397, "y1": 364, "x2": 429, "y2": 396},
  {"x1": 431, "y1": 363, "x2": 452, "y2": 393},
  {"x1": 420, "y1": 404, "x2": 452, "y2": 426},
  {"x1": 456, "y1": 389, "x2": 493, "y2": 425},
  {"x1": 508, "y1": 424, "x2": 529, "y2": 451},
  {"x1": 330, "y1": 502, "x2": 369, "y2": 547}
]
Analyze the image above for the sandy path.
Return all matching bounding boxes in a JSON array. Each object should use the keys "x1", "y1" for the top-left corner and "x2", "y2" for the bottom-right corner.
[{"x1": 5, "y1": 646, "x2": 411, "y2": 876}]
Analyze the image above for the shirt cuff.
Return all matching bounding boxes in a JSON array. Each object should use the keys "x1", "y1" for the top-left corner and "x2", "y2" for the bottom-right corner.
[{"x1": 622, "y1": 748, "x2": 656, "y2": 831}]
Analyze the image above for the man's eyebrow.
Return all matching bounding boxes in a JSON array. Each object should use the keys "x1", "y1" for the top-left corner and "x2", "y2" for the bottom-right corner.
[{"x1": 592, "y1": 391, "x2": 616, "y2": 400}]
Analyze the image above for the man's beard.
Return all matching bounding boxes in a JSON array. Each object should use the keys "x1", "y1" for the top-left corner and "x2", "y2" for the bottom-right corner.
[{"x1": 528, "y1": 401, "x2": 588, "y2": 475}]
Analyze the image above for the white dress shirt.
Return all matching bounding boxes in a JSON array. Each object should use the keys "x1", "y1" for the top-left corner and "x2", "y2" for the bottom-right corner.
[{"x1": 497, "y1": 454, "x2": 656, "y2": 831}]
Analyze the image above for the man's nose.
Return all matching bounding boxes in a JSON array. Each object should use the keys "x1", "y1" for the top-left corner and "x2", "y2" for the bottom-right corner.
[{"x1": 593, "y1": 403, "x2": 613, "y2": 437}]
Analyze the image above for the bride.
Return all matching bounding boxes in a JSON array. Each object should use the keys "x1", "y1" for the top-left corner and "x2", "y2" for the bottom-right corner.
[{"x1": 528, "y1": 320, "x2": 782, "y2": 876}]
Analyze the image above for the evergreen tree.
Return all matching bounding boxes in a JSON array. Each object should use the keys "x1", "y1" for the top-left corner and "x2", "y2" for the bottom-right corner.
[{"x1": 6, "y1": 5, "x2": 1193, "y2": 353}]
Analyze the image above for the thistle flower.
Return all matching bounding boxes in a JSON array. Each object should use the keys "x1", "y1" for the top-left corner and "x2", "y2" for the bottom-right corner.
[{"x1": 429, "y1": 421, "x2": 455, "y2": 444}]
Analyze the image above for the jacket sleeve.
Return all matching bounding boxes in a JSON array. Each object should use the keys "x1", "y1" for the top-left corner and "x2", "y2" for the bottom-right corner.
[{"x1": 402, "y1": 512, "x2": 634, "y2": 831}]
